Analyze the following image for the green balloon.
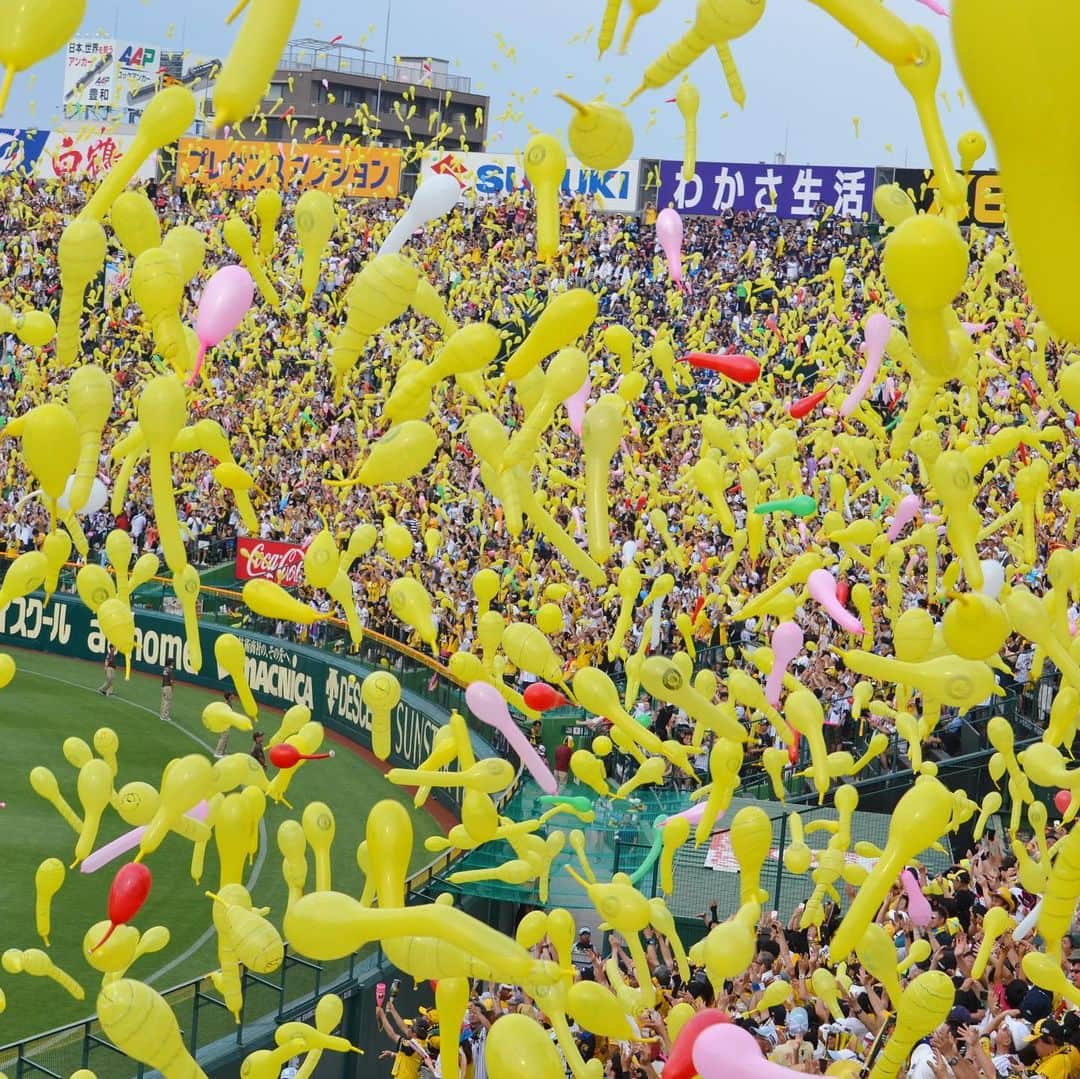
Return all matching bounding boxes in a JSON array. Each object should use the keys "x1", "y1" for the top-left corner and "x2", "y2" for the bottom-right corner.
[
  {"x1": 538, "y1": 795, "x2": 594, "y2": 812},
  {"x1": 754, "y1": 494, "x2": 819, "y2": 517}
]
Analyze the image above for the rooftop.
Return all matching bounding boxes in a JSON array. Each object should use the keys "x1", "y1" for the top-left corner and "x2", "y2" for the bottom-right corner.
[{"x1": 278, "y1": 39, "x2": 473, "y2": 95}]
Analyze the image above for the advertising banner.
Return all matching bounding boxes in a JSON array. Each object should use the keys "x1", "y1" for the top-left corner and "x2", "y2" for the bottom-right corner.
[
  {"x1": 0, "y1": 594, "x2": 490, "y2": 794},
  {"x1": 656, "y1": 160, "x2": 874, "y2": 219},
  {"x1": 422, "y1": 150, "x2": 641, "y2": 212},
  {"x1": 63, "y1": 38, "x2": 117, "y2": 117},
  {"x1": 114, "y1": 41, "x2": 164, "y2": 116},
  {"x1": 235, "y1": 537, "x2": 307, "y2": 588},
  {"x1": 0, "y1": 129, "x2": 50, "y2": 174},
  {"x1": 176, "y1": 138, "x2": 402, "y2": 197},
  {"x1": 0, "y1": 128, "x2": 157, "y2": 182},
  {"x1": 891, "y1": 167, "x2": 1004, "y2": 228}
]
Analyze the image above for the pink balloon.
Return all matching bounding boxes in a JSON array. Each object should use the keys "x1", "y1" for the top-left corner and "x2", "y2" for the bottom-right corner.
[
  {"x1": 962, "y1": 321, "x2": 988, "y2": 335},
  {"x1": 887, "y1": 493, "x2": 922, "y2": 541},
  {"x1": 564, "y1": 375, "x2": 591, "y2": 437},
  {"x1": 662, "y1": 801, "x2": 713, "y2": 828},
  {"x1": 901, "y1": 868, "x2": 933, "y2": 927},
  {"x1": 807, "y1": 569, "x2": 864, "y2": 635},
  {"x1": 465, "y1": 681, "x2": 558, "y2": 794},
  {"x1": 692, "y1": 1023, "x2": 795, "y2": 1079},
  {"x1": 914, "y1": 0, "x2": 948, "y2": 14},
  {"x1": 840, "y1": 312, "x2": 891, "y2": 418},
  {"x1": 765, "y1": 621, "x2": 804, "y2": 707},
  {"x1": 190, "y1": 265, "x2": 255, "y2": 383},
  {"x1": 80, "y1": 801, "x2": 210, "y2": 873},
  {"x1": 656, "y1": 208, "x2": 685, "y2": 290}
]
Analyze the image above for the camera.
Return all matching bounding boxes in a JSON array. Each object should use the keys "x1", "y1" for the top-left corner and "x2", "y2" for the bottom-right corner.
[{"x1": 390, "y1": 978, "x2": 401, "y2": 999}]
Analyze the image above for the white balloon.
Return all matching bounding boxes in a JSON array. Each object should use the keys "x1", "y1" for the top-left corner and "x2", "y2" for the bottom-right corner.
[
  {"x1": 979, "y1": 559, "x2": 1006, "y2": 600},
  {"x1": 1012, "y1": 899, "x2": 1041, "y2": 941},
  {"x1": 379, "y1": 174, "x2": 461, "y2": 256},
  {"x1": 621, "y1": 540, "x2": 637, "y2": 566},
  {"x1": 57, "y1": 474, "x2": 108, "y2": 516}
]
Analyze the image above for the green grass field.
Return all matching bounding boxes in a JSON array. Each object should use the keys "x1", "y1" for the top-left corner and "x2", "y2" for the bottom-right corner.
[{"x1": 0, "y1": 648, "x2": 445, "y2": 1045}]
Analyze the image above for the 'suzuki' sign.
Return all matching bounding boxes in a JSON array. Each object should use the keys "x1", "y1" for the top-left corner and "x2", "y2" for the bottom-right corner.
[{"x1": 234, "y1": 537, "x2": 306, "y2": 587}]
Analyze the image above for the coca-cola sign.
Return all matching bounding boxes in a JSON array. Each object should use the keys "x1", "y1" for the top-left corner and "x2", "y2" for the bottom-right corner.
[{"x1": 235, "y1": 537, "x2": 306, "y2": 588}]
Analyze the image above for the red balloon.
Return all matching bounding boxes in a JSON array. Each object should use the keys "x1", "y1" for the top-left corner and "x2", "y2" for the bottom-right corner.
[
  {"x1": 788, "y1": 385, "x2": 831, "y2": 419},
  {"x1": 94, "y1": 862, "x2": 152, "y2": 951},
  {"x1": 1055, "y1": 789, "x2": 1072, "y2": 815},
  {"x1": 836, "y1": 579, "x2": 850, "y2": 607},
  {"x1": 523, "y1": 682, "x2": 569, "y2": 711},
  {"x1": 665, "y1": 1009, "x2": 730, "y2": 1079},
  {"x1": 680, "y1": 352, "x2": 761, "y2": 384},
  {"x1": 269, "y1": 743, "x2": 334, "y2": 769},
  {"x1": 788, "y1": 732, "x2": 801, "y2": 766}
]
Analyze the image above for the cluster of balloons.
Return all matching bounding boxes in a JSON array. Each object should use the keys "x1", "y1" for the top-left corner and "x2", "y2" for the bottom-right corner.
[{"x1": 6, "y1": 1, "x2": 1080, "y2": 1078}]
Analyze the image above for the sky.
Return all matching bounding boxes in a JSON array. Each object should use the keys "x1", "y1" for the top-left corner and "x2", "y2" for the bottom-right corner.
[{"x1": 5, "y1": 0, "x2": 992, "y2": 171}]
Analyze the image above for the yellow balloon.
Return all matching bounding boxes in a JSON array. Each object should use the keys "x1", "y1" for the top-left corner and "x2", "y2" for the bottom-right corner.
[
  {"x1": 0, "y1": 0, "x2": 86, "y2": 115},
  {"x1": 362, "y1": 671, "x2": 401, "y2": 761},
  {"x1": 202, "y1": 702, "x2": 254, "y2": 735},
  {"x1": 358, "y1": 421, "x2": 439, "y2": 485},
  {"x1": 214, "y1": 0, "x2": 301, "y2": 127},
  {"x1": 162, "y1": 225, "x2": 206, "y2": 283},
  {"x1": 388, "y1": 577, "x2": 437, "y2": 649},
  {"x1": 486, "y1": 1014, "x2": 565, "y2": 1079},
  {"x1": 0, "y1": 653, "x2": 14, "y2": 689},
  {"x1": 34, "y1": 857, "x2": 65, "y2": 946},
  {"x1": 472, "y1": 569, "x2": 501, "y2": 615},
  {"x1": 224, "y1": 216, "x2": 279, "y2": 308},
  {"x1": 873, "y1": 972, "x2": 954, "y2": 1079},
  {"x1": 703, "y1": 918, "x2": 755, "y2": 988},
  {"x1": 208, "y1": 886, "x2": 284, "y2": 973},
  {"x1": 729, "y1": 805, "x2": 771, "y2": 905},
  {"x1": 295, "y1": 190, "x2": 337, "y2": 307},
  {"x1": 329, "y1": 255, "x2": 418, "y2": 399},
  {"x1": 138, "y1": 754, "x2": 214, "y2": 861},
  {"x1": 953, "y1": 0, "x2": 1080, "y2": 343},
  {"x1": 957, "y1": 129, "x2": 987, "y2": 173},
  {"x1": 56, "y1": 217, "x2": 107, "y2": 366},
  {"x1": 941, "y1": 592, "x2": 1010, "y2": 660},
  {"x1": 556, "y1": 94, "x2": 634, "y2": 170},
  {"x1": 110, "y1": 191, "x2": 162, "y2": 258},
  {"x1": 581, "y1": 397, "x2": 623, "y2": 563},
  {"x1": 254, "y1": 188, "x2": 283, "y2": 262},
  {"x1": 97, "y1": 599, "x2": 135, "y2": 680},
  {"x1": 242, "y1": 579, "x2": 329, "y2": 626},
  {"x1": 570, "y1": 750, "x2": 610, "y2": 797},
  {"x1": 535, "y1": 602, "x2": 564, "y2": 636},
  {"x1": 502, "y1": 622, "x2": 565, "y2": 684},
  {"x1": 856, "y1": 924, "x2": 902, "y2": 1004},
  {"x1": 214, "y1": 633, "x2": 257, "y2": 717},
  {"x1": 0, "y1": 550, "x2": 47, "y2": 610},
  {"x1": 97, "y1": 979, "x2": 207, "y2": 1079},
  {"x1": 85, "y1": 88, "x2": 196, "y2": 221},
  {"x1": 66, "y1": 365, "x2": 113, "y2": 515},
  {"x1": 501, "y1": 289, "x2": 598, "y2": 384},
  {"x1": 971, "y1": 906, "x2": 1013, "y2": 980},
  {"x1": 132, "y1": 250, "x2": 190, "y2": 377},
  {"x1": 565, "y1": 981, "x2": 634, "y2": 1038},
  {"x1": 830, "y1": 776, "x2": 955, "y2": 958},
  {"x1": 523, "y1": 133, "x2": 567, "y2": 262}
]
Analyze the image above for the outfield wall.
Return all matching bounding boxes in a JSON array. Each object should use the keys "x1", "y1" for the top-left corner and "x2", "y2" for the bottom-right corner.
[{"x1": 0, "y1": 592, "x2": 498, "y2": 819}]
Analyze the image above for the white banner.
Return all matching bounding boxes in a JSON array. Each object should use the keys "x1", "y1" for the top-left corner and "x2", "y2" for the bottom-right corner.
[
  {"x1": 63, "y1": 38, "x2": 117, "y2": 117},
  {"x1": 115, "y1": 41, "x2": 163, "y2": 117},
  {"x1": 422, "y1": 150, "x2": 641, "y2": 213},
  {"x1": 35, "y1": 129, "x2": 157, "y2": 183}
]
